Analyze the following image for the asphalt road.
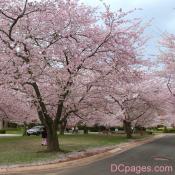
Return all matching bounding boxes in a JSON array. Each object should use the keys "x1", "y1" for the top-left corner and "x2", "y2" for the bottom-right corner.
[{"x1": 13, "y1": 135, "x2": 175, "y2": 175}]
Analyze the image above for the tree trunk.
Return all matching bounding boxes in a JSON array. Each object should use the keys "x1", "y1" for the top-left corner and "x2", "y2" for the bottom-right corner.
[
  {"x1": 3, "y1": 120, "x2": 8, "y2": 129},
  {"x1": 47, "y1": 124, "x2": 60, "y2": 152},
  {"x1": 23, "y1": 122, "x2": 27, "y2": 136},
  {"x1": 140, "y1": 129, "x2": 144, "y2": 136},
  {"x1": 123, "y1": 120, "x2": 132, "y2": 138},
  {"x1": 83, "y1": 126, "x2": 88, "y2": 134},
  {"x1": 31, "y1": 82, "x2": 62, "y2": 152},
  {"x1": 0, "y1": 120, "x2": 3, "y2": 129},
  {"x1": 60, "y1": 120, "x2": 67, "y2": 135}
]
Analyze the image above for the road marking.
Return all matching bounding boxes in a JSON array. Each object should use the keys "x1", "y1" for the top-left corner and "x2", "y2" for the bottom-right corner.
[{"x1": 153, "y1": 156, "x2": 170, "y2": 161}]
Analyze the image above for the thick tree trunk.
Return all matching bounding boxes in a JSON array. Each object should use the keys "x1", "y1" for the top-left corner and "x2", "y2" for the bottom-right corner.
[
  {"x1": 31, "y1": 82, "x2": 63, "y2": 152},
  {"x1": 123, "y1": 120, "x2": 132, "y2": 138},
  {"x1": 60, "y1": 120, "x2": 67, "y2": 135},
  {"x1": 47, "y1": 124, "x2": 60, "y2": 152}
]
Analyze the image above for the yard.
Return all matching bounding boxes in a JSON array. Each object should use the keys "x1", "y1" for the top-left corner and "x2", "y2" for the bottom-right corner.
[{"x1": 0, "y1": 134, "x2": 150, "y2": 165}]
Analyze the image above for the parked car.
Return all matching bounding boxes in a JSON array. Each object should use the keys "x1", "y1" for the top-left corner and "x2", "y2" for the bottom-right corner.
[{"x1": 27, "y1": 126, "x2": 44, "y2": 136}]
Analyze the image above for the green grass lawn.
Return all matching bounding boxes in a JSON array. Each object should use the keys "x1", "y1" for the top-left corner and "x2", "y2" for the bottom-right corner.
[
  {"x1": 5, "y1": 128, "x2": 23, "y2": 134},
  {"x1": 0, "y1": 134, "x2": 151, "y2": 165}
]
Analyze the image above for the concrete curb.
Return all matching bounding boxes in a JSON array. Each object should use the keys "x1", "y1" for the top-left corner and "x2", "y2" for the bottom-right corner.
[{"x1": 0, "y1": 134, "x2": 164, "y2": 175}]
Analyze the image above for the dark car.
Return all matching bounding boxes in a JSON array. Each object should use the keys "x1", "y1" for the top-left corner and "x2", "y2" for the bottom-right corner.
[{"x1": 27, "y1": 126, "x2": 44, "y2": 136}]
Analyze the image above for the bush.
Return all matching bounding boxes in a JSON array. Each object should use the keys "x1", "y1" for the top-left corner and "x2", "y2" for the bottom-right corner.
[
  {"x1": 7, "y1": 122, "x2": 18, "y2": 128},
  {"x1": 77, "y1": 124, "x2": 119, "y2": 133},
  {"x1": 163, "y1": 128, "x2": 175, "y2": 133},
  {"x1": 146, "y1": 131, "x2": 153, "y2": 135},
  {"x1": 110, "y1": 127, "x2": 116, "y2": 132},
  {"x1": 77, "y1": 125, "x2": 96, "y2": 132},
  {"x1": 156, "y1": 128, "x2": 164, "y2": 131},
  {"x1": 0, "y1": 129, "x2": 6, "y2": 134},
  {"x1": 135, "y1": 126, "x2": 146, "y2": 132},
  {"x1": 117, "y1": 126, "x2": 124, "y2": 131},
  {"x1": 88, "y1": 127, "x2": 99, "y2": 132}
]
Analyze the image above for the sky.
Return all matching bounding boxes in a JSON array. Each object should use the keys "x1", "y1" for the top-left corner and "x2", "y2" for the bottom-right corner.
[{"x1": 81, "y1": 0, "x2": 175, "y2": 58}]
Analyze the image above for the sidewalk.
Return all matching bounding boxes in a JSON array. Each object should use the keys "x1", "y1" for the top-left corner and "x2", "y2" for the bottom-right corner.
[{"x1": 0, "y1": 134, "x2": 22, "y2": 137}]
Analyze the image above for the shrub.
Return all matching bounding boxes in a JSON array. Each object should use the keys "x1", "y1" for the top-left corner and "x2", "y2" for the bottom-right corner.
[
  {"x1": 156, "y1": 127, "x2": 164, "y2": 131},
  {"x1": 163, "y1": 128, "x2": 175, "y2": 133},
  {"x1": 0, "y1": 129, "x2": 6, "y2": 134},
  {"x1": 146, "y1": 131, "x2": 153, "y2": 135},
  {"x1": 117, "y1": 126, "x2": 124, "y2": 131}
]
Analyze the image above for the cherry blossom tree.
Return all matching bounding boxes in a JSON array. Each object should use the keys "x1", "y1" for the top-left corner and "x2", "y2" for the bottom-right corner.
[
  {"x1": 101, "y1": 74, "x2": 168, "y2": 138},
  {"x1": 0, "y1": 0, "x2": 147, "y2": 151},
  {"x1": 157, "y1": 33, "x2": 175, "y2": 127},
  {"x1": 159, "y1": 33, "x2": 175, "y2": 94},
  {"x1": 0, "y1": 87, "x2": 38, "y2": 130}
]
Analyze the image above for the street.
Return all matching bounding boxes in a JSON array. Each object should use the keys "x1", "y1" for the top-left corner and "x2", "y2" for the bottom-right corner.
[{"x1": 15, "y1": 135, "x2": 175, "y2": 175}]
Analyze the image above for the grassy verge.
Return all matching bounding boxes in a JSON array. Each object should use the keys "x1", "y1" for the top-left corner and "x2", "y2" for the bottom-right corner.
[
  {"x1": 5, "y1": 128, "x2": 23, "y2": 134},
  {"x1": 0, "y1": 134, "x2": 151, "y2": 165}
]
